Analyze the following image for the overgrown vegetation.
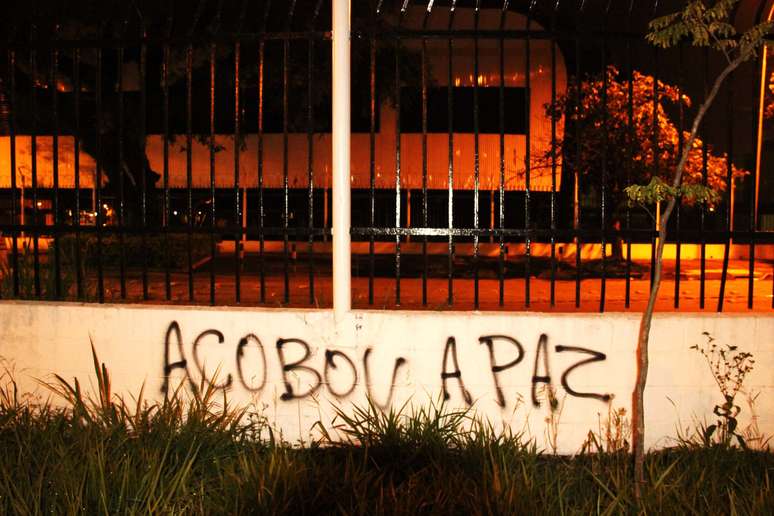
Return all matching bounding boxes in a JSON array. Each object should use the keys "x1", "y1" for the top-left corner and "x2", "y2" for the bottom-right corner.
[{"x1": 0, "y1": 351, "x2": 771, "y2": 515}]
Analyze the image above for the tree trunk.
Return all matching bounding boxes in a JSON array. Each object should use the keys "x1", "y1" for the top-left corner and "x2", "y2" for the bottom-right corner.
[
  {"x1": 632, "y1": 219, "x2": 668, "y2": 496},
  {"x1": 629, "y1": 50, "x2": 746, "y2": 501}
]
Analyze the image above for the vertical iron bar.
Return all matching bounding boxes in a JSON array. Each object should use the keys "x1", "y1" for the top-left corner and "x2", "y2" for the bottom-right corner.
[
  {"x1": 625, "y1": 36, "x2": 633, "y2": 309},
  {"x1": 674, "y1": 212, "x2": 682, "y2": 309},
  {"x1": 549, "y1": 14, "x2": 557, "y2": 308},
  {"x1": 395, "y1": 36, "x2": 402, "y2": 306},
  {"x1": 574, "y1": 17, "x2": 582, "y2": 308},
  {"x1": 30, "y1": 41, "x2": 41, "y2": 297},
  {"x1": 524, "y1": 10, "x2": 531, "y2": 308},
  {"x1": 700, "y1": 48, "x2": 708, "y2": 309},
  {"x1": 447, "y1": 9, "x2": 455, "y2": 306},
  {"x1": 209, "y1": 42, "x2": 217, "y2": 305},
  {"x1": 718, "y1": 67, "x2": 733, "y2": 312},
  {"x1": 95, "y1": 46, "x2": 104, "y2": 302},
  {"x1": 258, "y1": 37, "x2": 266, "y2": 302},
  {"x1": 51, "y1": 44, "x2": 61, "y2": 299},
  {"x1": 282, "y1": 35, "x2": 290, "y2": 304},
  {"x1": 163, "y1": 43, "x2": 172, "y2": 301},
  {"x1": 257, "y1": 0, "x2": 272, "y2": 304},
  {"x1": 307, "y1": 36, "x2": 315, "y2": 305},
  {"x1": 369, "y1": 36, "x2": 376, "y2": 305},
  {"x1": 8, "y1": 50, "x2": 19, "y2": 296},
  {"x1": 74, "y1": 49, "x2": 83, "y2": 299},
  {"x1": 235, "y1": 0, "x2": 248, "y2": 304},
  {"x1": 421, "y1": 33, "x2": 428, "y2": 307},
  {"x1": 186, "y1": 44, "x2": 194, "y2": 301},
  {"x1": 650, "y1": 48, "x2": 659, "y2": 293},
  {"x1": 620, "y1": 3, "x2": 632, "y2": 309},
  {"x1": 599, "y1": 36, "x2": 608, "y2": 313},
  {"x1": 234, "y1": 41, "x2": 242, "y2": 303},
  {"x1": 473, "y1": 7, "x2": 480, "y2": 310},
  {"x1": 674, "y1": 45, "x2": 684, "y2": 309},
  {"x1": 140, "y1": 40, "x2": 148, "y2": 300},
  {"x1": 749, "y1": 55, "x2": 759, "y2": 309},
  {"x1": 498, "y1": 18, "x2": 506, "y2": 308},
  {"x1": 118, "y1": 44, "x2": 127, "y2": 299}
]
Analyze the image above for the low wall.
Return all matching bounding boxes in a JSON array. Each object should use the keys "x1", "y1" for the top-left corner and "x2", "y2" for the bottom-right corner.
[{"x1": 1, "y1": 301, "x2": 771, "y2": 453}]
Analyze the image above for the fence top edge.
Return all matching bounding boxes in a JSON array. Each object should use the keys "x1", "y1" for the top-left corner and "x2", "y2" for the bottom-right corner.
[{"x1": 0, "y1": 31, "x2": 333, "y2": 49}]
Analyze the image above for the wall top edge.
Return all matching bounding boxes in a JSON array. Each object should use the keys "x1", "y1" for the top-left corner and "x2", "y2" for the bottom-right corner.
[{"x1": 0, "y1": 300, "x2": 771, "y2": 321}]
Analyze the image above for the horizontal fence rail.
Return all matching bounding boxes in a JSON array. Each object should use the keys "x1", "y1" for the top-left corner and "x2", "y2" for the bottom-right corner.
[{"x1": 0, "y1": 0, "x2": 772, "y2": 312}]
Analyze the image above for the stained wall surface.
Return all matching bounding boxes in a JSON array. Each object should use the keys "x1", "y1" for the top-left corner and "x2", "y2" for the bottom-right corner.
[{"x1": 1, "y1": 301, "x2": 771, "y2": 452}]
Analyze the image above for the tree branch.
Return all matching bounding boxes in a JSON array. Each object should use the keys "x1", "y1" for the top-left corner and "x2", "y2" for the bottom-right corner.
[{"x1": 631, "y1": 21, "x2": 762, "y2": 499}]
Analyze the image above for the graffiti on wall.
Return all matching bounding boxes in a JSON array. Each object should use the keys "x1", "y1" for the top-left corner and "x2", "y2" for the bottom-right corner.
[{"x1": 161, "y1": 321, "x2": 611, "y2": 410}]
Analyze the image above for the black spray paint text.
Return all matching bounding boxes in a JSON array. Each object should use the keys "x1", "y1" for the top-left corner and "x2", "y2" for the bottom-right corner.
[{"x1": 161, "y1": 322, "x2": 611, "y2": 409}]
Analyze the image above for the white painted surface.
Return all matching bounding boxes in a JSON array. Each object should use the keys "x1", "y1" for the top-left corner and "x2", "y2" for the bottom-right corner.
[
  {"x1": 332, "y1": 0, "x2": 352, "y2": 316},
  {"x1": 0, "y1": 301, "x2": 772, "y2": 453}
]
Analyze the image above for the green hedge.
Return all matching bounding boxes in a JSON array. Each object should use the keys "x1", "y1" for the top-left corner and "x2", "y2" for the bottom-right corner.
[{"x1": 58, "y1": 233, "x2": 213, "y2": 270}]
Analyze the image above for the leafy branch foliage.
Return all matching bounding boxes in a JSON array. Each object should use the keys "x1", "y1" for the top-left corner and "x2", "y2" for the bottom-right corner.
[
  {"x1": 624, "y1": 177, "x2": 720, "y2": 210},
  {"x1": 629, "y1": 1, "x2": 771, "y2": 211},
  {"x1": 648, "y1": 0, "x2": 772, "y2": 65}
]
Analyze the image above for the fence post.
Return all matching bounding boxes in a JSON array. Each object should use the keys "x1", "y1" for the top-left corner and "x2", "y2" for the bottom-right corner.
[{"x1": 332, "y1": 0, "x2": 351, "y2": 317}]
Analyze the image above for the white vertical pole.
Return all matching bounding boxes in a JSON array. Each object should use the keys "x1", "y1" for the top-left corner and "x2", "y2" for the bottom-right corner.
[{"x1": 332, "y1": 0, "x2": 351, "y2": 317}]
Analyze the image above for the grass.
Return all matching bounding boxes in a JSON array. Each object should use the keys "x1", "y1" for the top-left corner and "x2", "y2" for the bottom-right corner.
[{"x1": 0, "y1": 351, "x2": 772, "y2": 515}]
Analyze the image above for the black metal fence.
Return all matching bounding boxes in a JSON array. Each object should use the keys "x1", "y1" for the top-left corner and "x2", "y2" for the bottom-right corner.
[{"x1": 0, "y1": 0, "x2": 772, "y2": 311}]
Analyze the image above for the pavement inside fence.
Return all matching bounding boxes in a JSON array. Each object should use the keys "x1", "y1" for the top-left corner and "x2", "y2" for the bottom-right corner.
[{"x1": 69, "y1": 252, "x2": 773, "y2": 312}]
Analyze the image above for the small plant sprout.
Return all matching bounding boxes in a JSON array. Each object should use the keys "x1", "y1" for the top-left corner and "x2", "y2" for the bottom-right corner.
[{"x1": 690, "y1": 332, "x2": 755, "y2": 448}]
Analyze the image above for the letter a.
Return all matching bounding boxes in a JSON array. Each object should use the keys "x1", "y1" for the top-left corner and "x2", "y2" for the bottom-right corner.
[
  {"x1": 531, "y1": 334, "x2": 556, "y2": 408},
  {"x1": 441, "y1": 337, "x2": 472, "y2": 405},
  {"x1": 161, "y1": 321, "x2": 191, "y2": 396}
]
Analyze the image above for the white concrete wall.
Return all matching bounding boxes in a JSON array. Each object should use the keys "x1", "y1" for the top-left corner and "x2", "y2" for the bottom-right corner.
[{"x1": 1, "y1": 301, "x2": 772, "y2": 453}]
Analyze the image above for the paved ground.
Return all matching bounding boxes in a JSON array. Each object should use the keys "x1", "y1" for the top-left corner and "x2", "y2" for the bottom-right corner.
[{"x1": 83, "y1": 254, "x2": 773, "y2": 313}]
